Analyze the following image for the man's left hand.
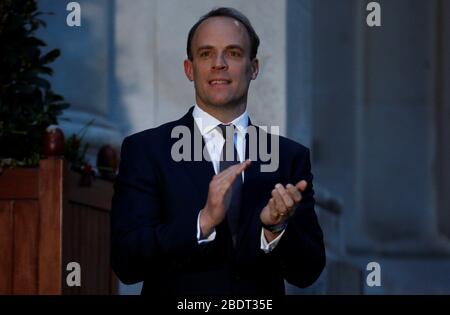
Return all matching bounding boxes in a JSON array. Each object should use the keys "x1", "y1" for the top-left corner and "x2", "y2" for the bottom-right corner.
[{"x1": 259, "y1": 180, "x2": 307, "y2": 239}]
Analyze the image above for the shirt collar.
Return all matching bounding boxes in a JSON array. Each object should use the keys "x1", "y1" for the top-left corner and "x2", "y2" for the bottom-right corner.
[{"x1": 192, "y1": 104, "x2": 249, "y2": 137}]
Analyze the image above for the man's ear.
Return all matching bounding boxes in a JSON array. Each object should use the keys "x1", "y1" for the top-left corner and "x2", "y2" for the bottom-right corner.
[
  {"x1": 184, "y1": 59, "x2": 194, "y2": 81},
  {"x1": 251, "y1": 58, "x2": 259, "y2": 80}
]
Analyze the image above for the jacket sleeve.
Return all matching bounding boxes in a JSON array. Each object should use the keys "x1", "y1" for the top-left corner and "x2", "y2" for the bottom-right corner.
[
  {"x1": 110, "y1": 136, "x2": 201, "y2": 284},
  {"x1": 269, "y1": 147, "x2": 326, "y2": 288}
]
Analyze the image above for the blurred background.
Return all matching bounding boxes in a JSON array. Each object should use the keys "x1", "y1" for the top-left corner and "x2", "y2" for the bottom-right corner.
[{"x1": 1, "y1": 0, "x2": 449, "y2": 294}]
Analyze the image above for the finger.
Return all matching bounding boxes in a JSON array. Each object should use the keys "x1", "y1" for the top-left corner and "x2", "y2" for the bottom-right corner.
[
  {"x1": 216, "y1": 160, "x2": 252, "y2": 193},
  {"x1": 268, "y1": 198, "x2": 278, "y2": 218},
  {"x1": 296, "y1": 180, "x2": 308, "y2": 192},
  {"x1": 286, "y1": 183, "x2": 301, "y2": 203},
  {"x1": 271, "y1": 188, "x2": 287, "y2": 215},
  {"x1": 222, "y1": 160, "x2": 251, "y2": 185},
  {"x1": 275, "y1": 183, "x2": 294, "y2": 209},
  {"x1": 213, "y1": 160, "x2": 250, "y2": 189},
  {"x1": 216, "y1": 159, "x2": 251, "y2": 180},
  {"x1": 235, "y1": 159, "x2": 252, "y2": 175}
]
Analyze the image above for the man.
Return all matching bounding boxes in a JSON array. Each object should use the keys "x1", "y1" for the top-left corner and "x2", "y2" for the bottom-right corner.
[{"x1": 111, "y1": 7, "x2": 325, "y2": 295}]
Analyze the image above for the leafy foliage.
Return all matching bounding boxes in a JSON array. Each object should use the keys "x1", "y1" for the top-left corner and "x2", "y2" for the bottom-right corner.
[
  {"x1": 64, "y1": 119, "x2": 94, "y2": 171},
  {"x1": 0, "y1": 0, "x2": 69, "y2": 166}
]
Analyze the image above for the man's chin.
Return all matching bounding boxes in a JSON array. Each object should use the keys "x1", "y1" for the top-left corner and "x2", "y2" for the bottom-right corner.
[{"x1": 205, "y1": 98, "x2": 240, "y2": 108}]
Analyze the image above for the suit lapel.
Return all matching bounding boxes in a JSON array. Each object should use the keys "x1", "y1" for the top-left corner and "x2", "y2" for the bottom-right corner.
[{"x1": 176, "y1": 107, "x2": 216, "y2": 205}]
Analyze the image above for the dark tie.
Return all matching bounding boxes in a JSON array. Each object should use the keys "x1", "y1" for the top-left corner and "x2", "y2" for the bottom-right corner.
[{"x1": 217, "y1": 124, "x2": 242, "y2": 246}]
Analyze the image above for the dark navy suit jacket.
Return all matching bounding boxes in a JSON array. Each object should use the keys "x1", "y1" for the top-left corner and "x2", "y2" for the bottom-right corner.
[{"x1": 111, "y1": 107, "x2": 325, "y2": 295}]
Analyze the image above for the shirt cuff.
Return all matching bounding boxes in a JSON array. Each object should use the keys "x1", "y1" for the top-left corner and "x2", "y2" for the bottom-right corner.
[
  {"x1": 260, "y1": 227, "x2": 285, "y2": 253},
  {"x1": 197, "y1": 211, "x2": 216, "y2": 244}
]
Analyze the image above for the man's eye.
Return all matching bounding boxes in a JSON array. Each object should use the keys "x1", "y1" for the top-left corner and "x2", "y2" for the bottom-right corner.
[
  {"x1": 228, "y1": 51, "x2": 242, "y2": 57},
  {"x1": 200, "y1": 51, "x2": 211, "y2": 57}
]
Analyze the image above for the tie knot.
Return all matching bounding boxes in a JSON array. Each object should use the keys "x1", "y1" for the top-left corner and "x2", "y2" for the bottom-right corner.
[{"x1": 217, "y1": 124, "x2": 235, "y2": 140}]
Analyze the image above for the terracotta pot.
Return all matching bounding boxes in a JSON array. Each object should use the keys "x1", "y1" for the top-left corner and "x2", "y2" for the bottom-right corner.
[
  {"x1": 97, "y1": 145, "x2": 118, "y2": 180},
  {"x1": 43, "y1": 127, "x2": 65, "y2": 157}
]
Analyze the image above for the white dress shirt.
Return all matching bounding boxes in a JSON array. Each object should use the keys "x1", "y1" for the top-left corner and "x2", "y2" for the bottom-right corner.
[{"x1": 192, "y1": 104, "x2": 285, "y2": 253}]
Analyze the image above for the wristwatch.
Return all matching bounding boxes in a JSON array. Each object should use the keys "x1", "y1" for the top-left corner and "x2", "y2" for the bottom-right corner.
[{"x1": 260, "y1": 220, "x2": 287, "y2": 234}]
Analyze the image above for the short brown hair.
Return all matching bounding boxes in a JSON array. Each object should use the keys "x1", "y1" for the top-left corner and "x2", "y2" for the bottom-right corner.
[{"x1": 186, "y1": 7, "x2": 260, "y2": 61}]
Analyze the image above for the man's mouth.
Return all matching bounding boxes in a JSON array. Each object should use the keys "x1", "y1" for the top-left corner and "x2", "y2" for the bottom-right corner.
[{"x1": 209, "y1": 79, "x2": 231, "y2": 85}]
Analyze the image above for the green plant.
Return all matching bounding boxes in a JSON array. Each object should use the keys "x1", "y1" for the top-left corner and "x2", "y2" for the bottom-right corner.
[
  {"x1": 64, "y1": 119, "x2": 94, "y2": 171},
  {"x1": 0, "y1": 0, "x2": 69, "y2": 166}
]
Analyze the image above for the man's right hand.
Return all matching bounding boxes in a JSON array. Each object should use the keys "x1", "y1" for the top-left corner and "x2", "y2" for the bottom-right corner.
[{"x1": 199, "y1": 159, "x2": 252, "y2": 238}]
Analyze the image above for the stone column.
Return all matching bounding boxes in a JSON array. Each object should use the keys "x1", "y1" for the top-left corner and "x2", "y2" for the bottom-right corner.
[
  {"x1": 435, "y1": 0, "x2": 450, "y2": 241},
  {"x1": 352, "y1": 0, "x2": 450, "y2": 255},
  {"x1": 286, "y1": 0, "x2": 313, "y2": 148}
]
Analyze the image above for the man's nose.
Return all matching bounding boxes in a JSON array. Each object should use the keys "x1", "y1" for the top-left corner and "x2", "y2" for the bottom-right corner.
[{"x1": 212, "y1": 53, "x2": 228, "y2": 70}]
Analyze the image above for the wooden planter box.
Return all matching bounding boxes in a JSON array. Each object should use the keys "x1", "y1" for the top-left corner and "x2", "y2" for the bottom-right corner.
[{"x1": 0, "y1": 158, "x2": 117, "y2": 294}]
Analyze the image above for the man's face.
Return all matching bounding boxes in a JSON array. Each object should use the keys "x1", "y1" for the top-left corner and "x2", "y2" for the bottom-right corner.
[{"x1": 184, "y1": 16, "x2": 259, "y2": 110}]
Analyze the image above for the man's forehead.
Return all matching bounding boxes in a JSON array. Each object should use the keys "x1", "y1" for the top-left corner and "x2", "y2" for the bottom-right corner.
[
  {"x1": 192, "y1": 16, "x2": 251, "y2": 50},
  {"x1": 197, "y1": 16, "x2": 245, "y2": 33}
]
